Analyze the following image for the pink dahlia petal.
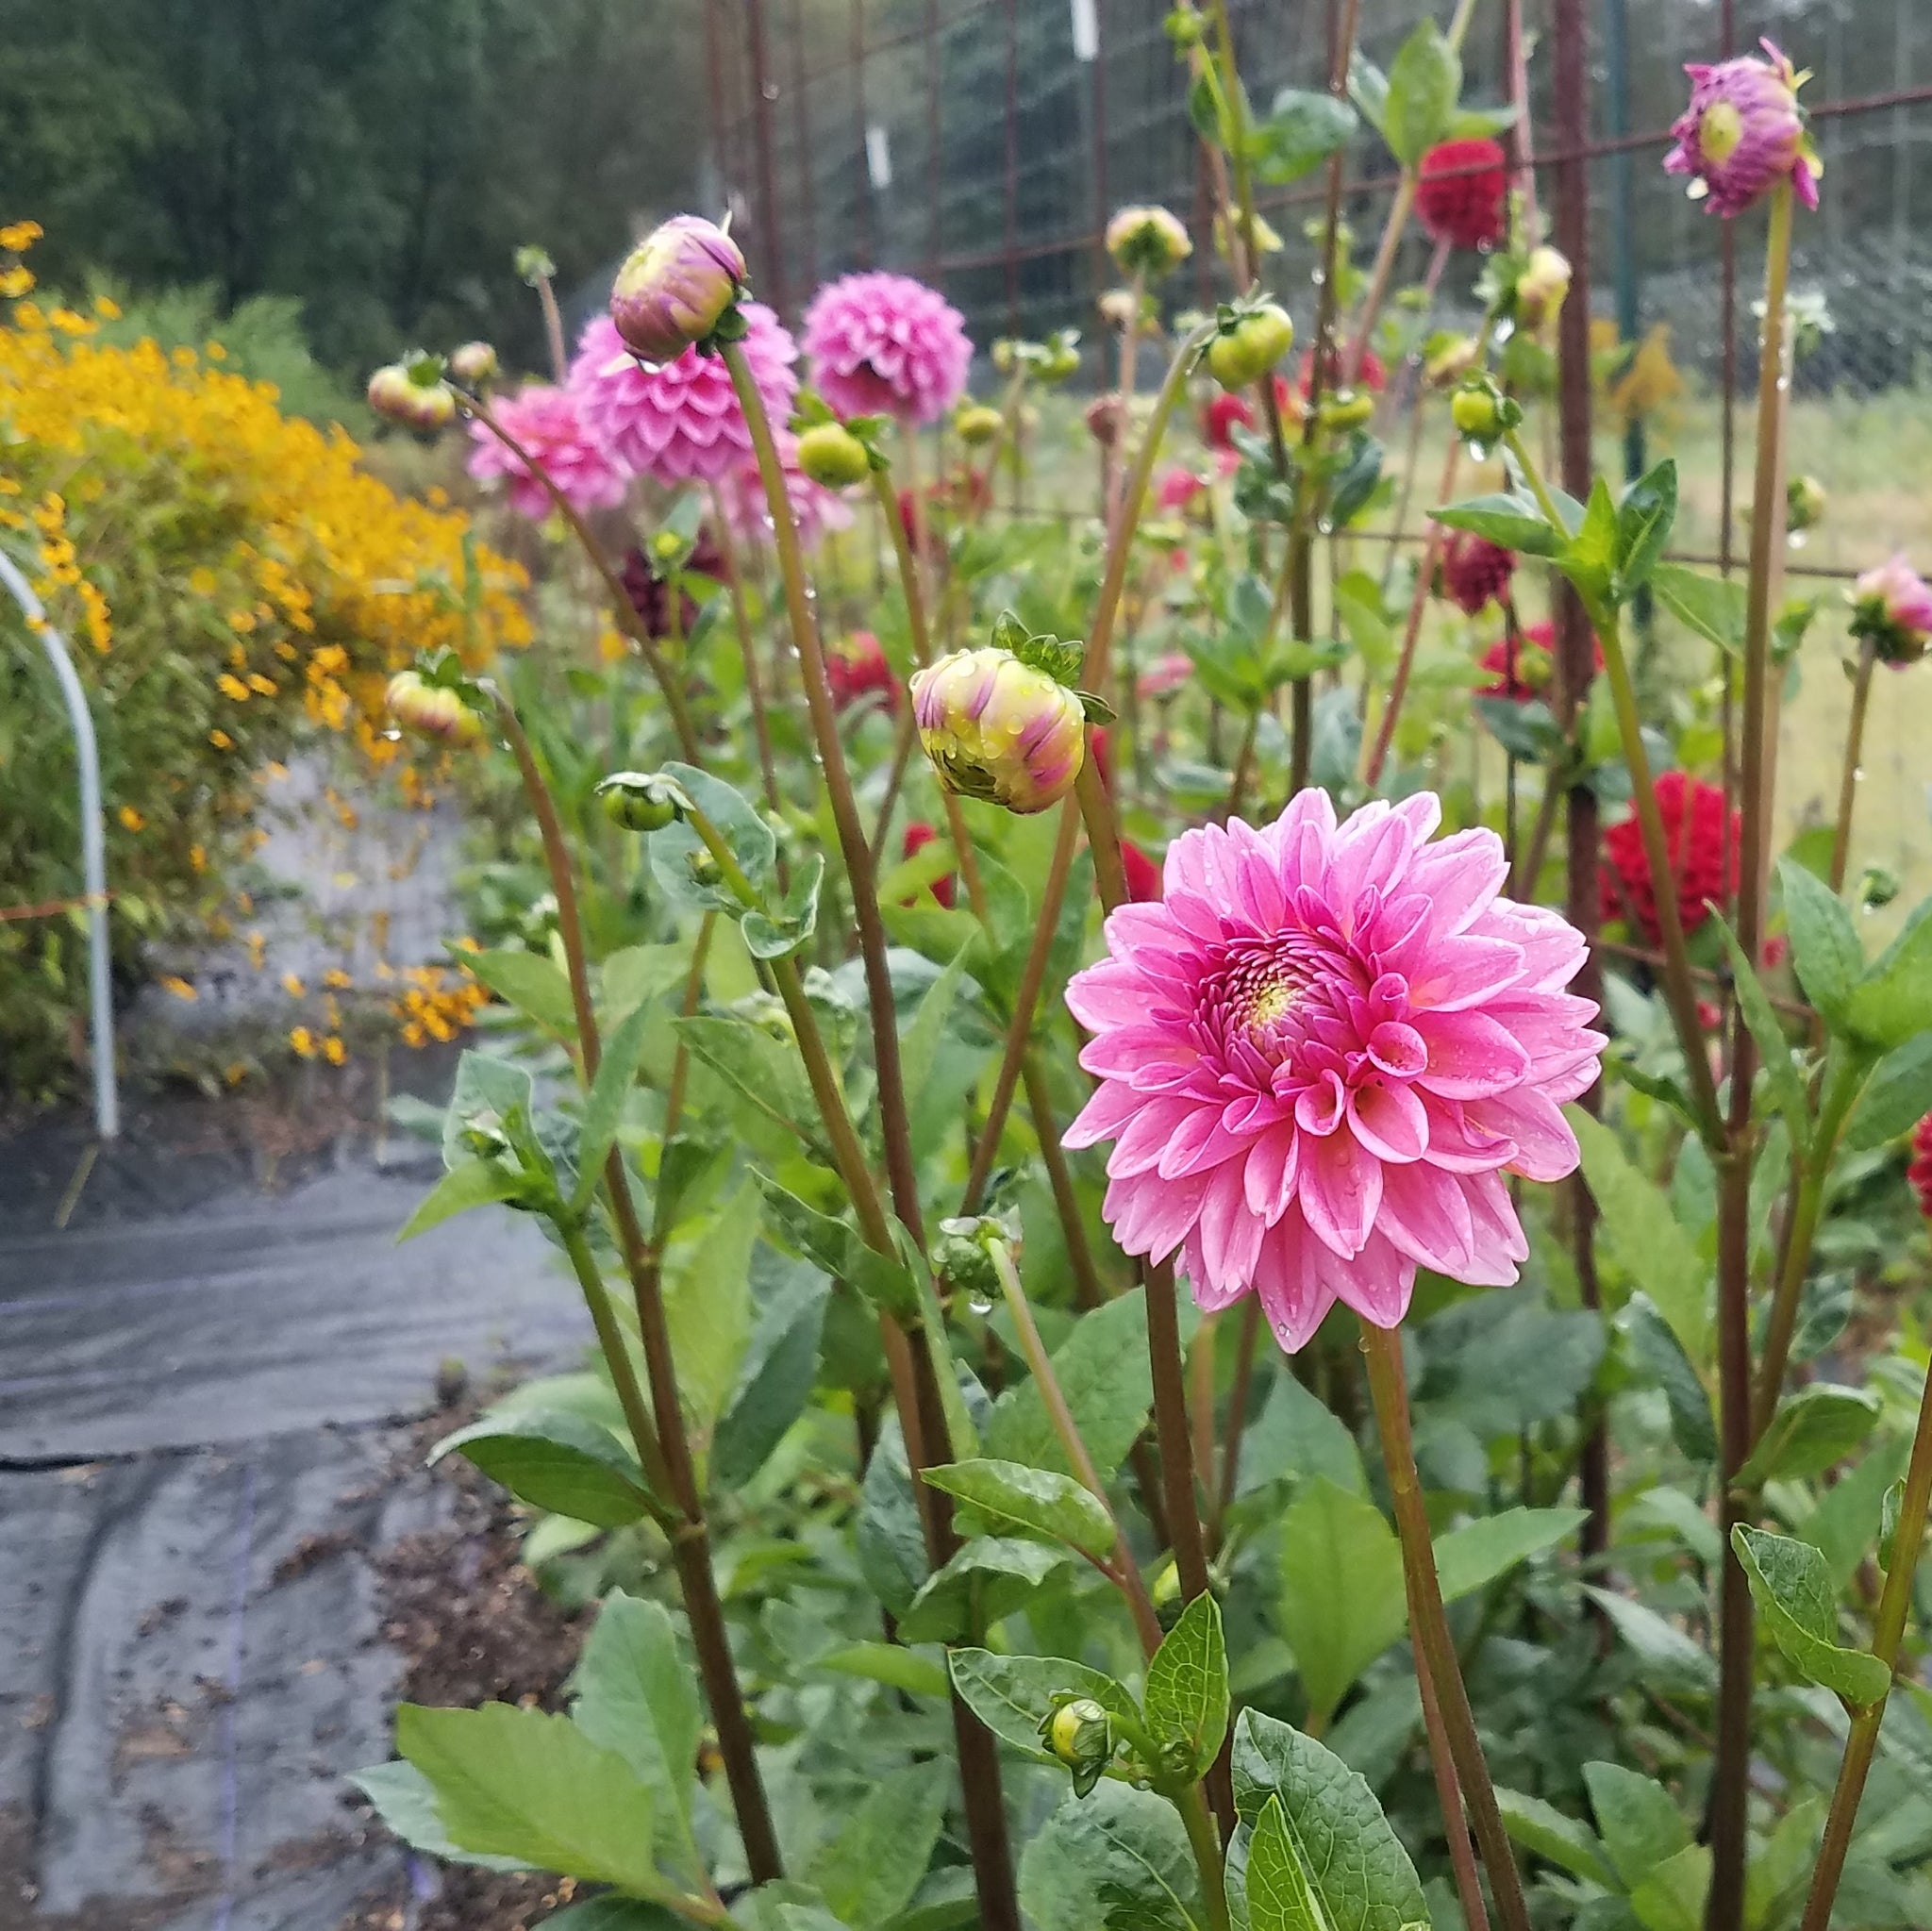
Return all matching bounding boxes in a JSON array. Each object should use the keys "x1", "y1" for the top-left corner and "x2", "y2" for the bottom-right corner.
[
  {"x1": 1064, "y1": 790, "x2": 1602, "y2": 1352},
  {"x1": 468, "y1": 381, "x2": 627, "y2": 521},
  {"x1": 802, "y1": 272, "x2": 973, "y2": 425}
]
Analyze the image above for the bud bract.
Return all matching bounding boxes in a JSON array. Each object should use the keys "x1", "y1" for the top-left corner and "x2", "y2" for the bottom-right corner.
[
  {"x1": 795, "y1": 421, "x2": 872, "y2": 488},
  {"x1": 1105, "y1": 205, "x2": 1192, "y2": 281},
  {"x1": 609, "y1": 215, "x2": 746, "y2": 363},
  {"x1": 386, "y1": 670, "x2": 486, "y2": 747},
  {"x1": 1513, "y1": 246, "x2": 1572, "y2": 330},
  {"x1": 931, "y1": 1217, "x2": 1003, "y2": 1308},
  {"x1": 1206, "y1": 304, "x2": 1295, "y2": 391},
  {"x1": 909, "y1": 646, "x2": 1087, "y2": 816},
  {"x1": 955, "y1": 404, "x2": 1004, "y2": 447},
  {"x1": 448, "y1": 341, "x2": 499, "y2": 387},
  {"x1": 1042, "y1": 1698, "x2": 1114, "y2": 1795}
]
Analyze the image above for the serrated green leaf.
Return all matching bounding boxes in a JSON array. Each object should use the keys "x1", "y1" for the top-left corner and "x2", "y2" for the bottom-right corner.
[
  {"x1": 1844, "y1": 1033, "x2": 1932, "y2": 1152},
  {"x1": 660, "y1": 1181, "x2": 759, "y2": 1428},
  {"x1": 1020, "y1": 1783, "x2": 1203, "y2": 1931},
  {"x1": 1250, "y1": 90, "x2": 1357, "y2": 185},
  {"x1": 1497, "y1": 1786, "x2": 1611, "y2": 1884},
  {"x1": 742, "y1": 852, "x2": 825, "y2": 960},
  {"x1": 1779, "y1": 859, "x2": 1864, "y2": 1027},
  {"x1": 1243, "y1": 1794, "x2": 1323, "y2": 1931},
  {"x1": 1558, "y1": 476, "x2": 1619, "y2": 606},
  {"x1": 428, "y1": 1409, "x2": 656, "y2": 1527},
  {"x1": 1144, "y1": 1592, "x2": 1229, "y2": 1780},
  {"x1": 923, "y1": 1457, "x2": 1117, "y2": 1559},
  {"x1": 1628, "y1": 1843, "x2": 1711, "y2": 1931},
  {"x1": 1613, "y1": 458, "x2": 1677, "y2": 598},
  {"x1": 1584, "y1": 1760, "x2": 1692, "y2": 1887},
  {"x1": 1625, "y1": 1295, "x2": 1717, "y2": 1464},
  {"x1": 350, "y1": 1759, "x2": 536, "y2": 1873},
  {"x1": 817, "y1": 1641, "x2": 948, "y2": 1699},
  {"x1": 897, "y1": 1536, "x2": 1072, "y2": 1644},
  {"x1": 1583, "y1": 1587, "x2": 1719, "y2": 1692},
  {"x1": 675, "y1": 1014, "x2": 823, "y2": 1145},
  {"x1": 1428, "y1": 492, "x2": 1559, "y2": 557},
  {"x1": 808, "y1": 1759, "x2": 949, "y2": 1930},
  {"x1": 1651, "y1": 562, "x2": 1746, "y2": 657},
  {"x1": 713, "y1": 1259, "x2": 831, "y2": 1489},
  {"x1": 1732, "y1": 1524, "x2": 1891, "y2": 1707},
  {"x1": 571, "y1": 999, "x2": 654, "y2": 1213},
  {"x1": 1710, "y1": 913, "x2": 1809, "y2": 1155},
  {"x1": 1845, "y1": 897, "x2": 1932, "y2": 1049},
  {"x1": 1236, "y1": 1367, "x2": 1367, "y2": 1498}
]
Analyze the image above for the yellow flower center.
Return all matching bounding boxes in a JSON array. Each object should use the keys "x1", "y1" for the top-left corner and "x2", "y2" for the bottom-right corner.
[{"x1": 1700, "y1": 100, "x2": 1745, "y2": 168}]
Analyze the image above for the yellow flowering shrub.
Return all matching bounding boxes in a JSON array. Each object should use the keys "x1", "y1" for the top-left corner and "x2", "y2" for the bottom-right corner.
[{"x1": 0, "y1": 225, "x2": 529, "y2": 1096}]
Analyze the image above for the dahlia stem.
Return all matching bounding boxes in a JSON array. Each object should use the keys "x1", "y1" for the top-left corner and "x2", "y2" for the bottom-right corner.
[
  {"x1": 1416, "y1": 1637, "x2": 1493, "y2": 1931},
  {"x1": 1796, "y1": 1357, "x2": 1932, "y2": 1931},
  {"x1": 1828, "y1": 638, "x2": 1878, "y2": 893},
  {"x1": 532, "y1": 267, "x2": 567, "y2": 382},
  {"x1": 1176, "y1": 1782, "x2": 1235, "y2": 1931},
  {"x1": 661, "y1": 913, "x2": 713, "y2": 1142},
  {"x1": 873, "y1": 465, "x2": 938, "y2": 667},
  {"x1": 708, "y1": 487, "x2": 785, "y2": 817},
  {"x1": 1361, "y1": 1321, "x2": 1532, "y2": 1931},
  {"x1": 870, "y1": 712, "x2": 921, "y2": 863},
  {"x1": 1106, "y1": 270, "x2": 1146, "y2": 539},
  {"x1": 719, "y1": 338, "x2": 1022, "y2": 1931},
  {"x1": 988, "y1": 1238, "x2": 1166, "y2": 1657},
  {"x1": 1211, "y1": 1300, "x2": 1263, "y2": 1544},
  {"x1": 463, "y1": 398, "x2": 702, "y2": 764},
  {"x1": 1363, "y1": 449, "x2": 1459, "y2": 789},
  {"x1": 1346, "y1": 175, "x2": 1419, "y2": 388},
  {"x1": 1709, "y1": 182, "x2": 1796, "y2": 1931},
  {"x1": 494, "y1": 693, "x2": 783, "y2": 1882},
  {"x1": 1075, "y1": 757, "x2": 1133, "y2": 917}
]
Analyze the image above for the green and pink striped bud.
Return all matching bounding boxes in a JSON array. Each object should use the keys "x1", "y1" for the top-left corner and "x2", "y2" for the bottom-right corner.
[
  {"x1": 609, "y1": 215, "x2": 746, "y2": 363},
  {"x1": 910, "y1": 645, "x2": 1086, "y2": 816},
  {"x1": 1850, "y1": 554, "x2": 1932, "y2": 666}
]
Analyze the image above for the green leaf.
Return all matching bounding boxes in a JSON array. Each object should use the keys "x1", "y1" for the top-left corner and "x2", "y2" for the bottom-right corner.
[
  {"x1": 987, "y1": 1288, "x2": 1172, "y2": 1483},
  {"x1": 397, "y1": 1157, "x2": 525, "y2": 1241},
  {"x1": 571, "y1": 1594, "x2": 702, "y2": 1873},
  {"x1": 1651, "y1": 563, "x2": 1746, "y2": 658},
  {"x1": 1496, "y1": 1786, "x2": 1612, "y2": 1885},
  {"x1": 1230, "y1": 1709, "x2": 1430, "y2": 1931},
  {"x1": 571, "y1": 999, "x2": 654, "y2": 1213},
  {"x1": 1557, "y1": 476, "x2": 1619, "y2": 608},
  {"x1": 1243, "y1": 1794, "x2": 1324, "y2": 1931},
  {"x1": 945, "y1": 1648, "x2": 1141, "y2": 1760},
  {"x1": 1428, "y1": 492, "x2": 1560, "y2": 557},
  {"x1": 647, "y1": 761, "x2": 777, "y2": 912},
  {"x1": 808, "y1": 1759, "x2": 949, "y2": 1931},
  {"x1": 758, "y1": 1174, "x2": 920, "y2": 1323},
  {"x1": 1583, "y1": 1588, "x2": 1719, "y2": 1693},
  {"x1": 600, "y1": 943, "x2": 693, "y2": 1025},
  {"x1": 660, "y1": 1181, "x2": 760, "y2": 1429},
  {"x1": 1613, "y1": 459, "x2": 1677, "y2": 598},
  {"x1": 896, "y1": 1536, "x2": 1072, "y2": 1644},
  {"x1": 1236, "y1": 1368, "x2": 1367, "y2": 1498},
  {"x1": 1628, "y1": 1844, "x2": 1712, "y2": 1931},
  {"x1": 1275, "y1": 1477, "x2": 1407, "y2": 1726},
  {"x1": 1584, "y1": 1760, "x2": 1692, "y2": 1888},
  {"x1": 1797, "y1": 1441, "x2": 1907, "y2": 1587},
  {"x1": 1250, "y1": 90, "x2": 1357, "y2": 185},
  {"x1": 923, "y1": 1458, "x2": 1117, "y2": 1560},
  {"x1": 395, "y1": 1703, "x2": 662, "y2": 1894},
  {"x1": 463, "y1": 947, "x2": 578, "y2": 1039},
  {"x1": 1625, "y1": 1295, "x2": 1717, "y2": 1464},
  {"x1": 1020, "y1": 1783, "x2": 1203, "y2": 1931},
  {"x1": 1571, "y1": 1108, "x2": 1710, "y2": 1366},
  {"x1": 1710, "y1": 914, "x2": 1809, "y2": 1155},
  {"x1": 1381, "y1": 19, "x2": 1461, "y2": 165},
  {"x1": 817, "y1": 1641, "x2": 948, "y2": 1699},
  {"x1": 676, "y1": 1014, "x2": 823, "y2": 1145},
  {"x1": 1745, "y1": 1796, "x2": 1824, "y2": 1931},
  {"x1": 543, "y1": 1903, "x2": 688, "y2": 1931},
  {"x1": 1433, "y1": 1507, "x2": 1589, "y2": 1604},
  {"x1": 1844, "y1": 1033, "x2": 1932, "y2": 1152},
  {"x1": 1779, "y1": 859, "x2": 1864, "y2": 1028},
  {"x1": 713, "y1": 1260, "x2": 831, "y2": 1490},
  {"x1": 898, "y1": 941, "x2": 975, "y2": 1115},
  {"x1": 441, "y1": 1051, "x2": 537, "y2": 1173},
  {"x1": 1845, "y1": 897, "x2": 1932, "y2": 1049},
  {"x1": 856, "y1": 1421, "x2": 929, "y2": 1618},
  {"x1": 1736, "y1": 1383, "x2": 1881, "y2": 1489},
  {"x1": 1731, "y1": 1524, "x2": 1891, "y2": 1707},
  {"x1": 350, "y1": 1760, "x2": 536, "y2": 1873},
  {"x1": 1144, "y1": 1593, "x2": 1229, "y2": 1781},
  {"x1": 742, "y1": 852, "x2": 825, "y2": 960},
  {"x1": 1347, "y1": 54, "x2": 1389, "y2": 138},
  {"x1": 428, "y1": 1409, "x2": 656, "y2": 1527}
]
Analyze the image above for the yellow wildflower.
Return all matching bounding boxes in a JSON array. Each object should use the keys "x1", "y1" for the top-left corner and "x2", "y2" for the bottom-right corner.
[
  {"x1": 118, "y1": 805, "x2": 145, "y2": 831},
  {"x1": 159, "y1": 975, "x2": 197, "y2": 1001},
  {"x1": 290, "y1": 1026, "x2": 318, "y2": 1058},
  {"x1": 281, "y1": 973, "x2": 306, "y2": 997}
]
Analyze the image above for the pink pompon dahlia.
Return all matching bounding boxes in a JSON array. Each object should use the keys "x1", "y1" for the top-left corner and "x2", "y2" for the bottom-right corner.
[
  {"x1": 1664, "y1": 40, "x2": 1820, "y2": 219},
  {"x1": 1850, "y1": 553, "x2": 1932, "y2": 666},
  {"x1": 569, "y1": 306, "x2": 799, "y2": 487},
  {"x1": 1065, "y1": 791, "x2": 1605, "y2": 1349},
  {"x1": 802, "y1": 272, "x2": 973, "y2": 425},
  {"x1": 466, "y1": 382, "x2": 627, "y2": 522}
]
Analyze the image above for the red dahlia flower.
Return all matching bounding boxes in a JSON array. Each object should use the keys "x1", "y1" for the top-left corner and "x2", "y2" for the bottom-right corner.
[
  {"x1": 1440, "y1": 532, "x2": 1517, "y2": 615},
  {"x1": 901, "y1": 822, "x2": 956, "y2": 908},
  {"x1": 1416, "y1": 139, "x2": 1509, "y2": 252},
  {"x1": 1910, "y1": 1114, "x2": 1932, "y2": 1220},
  {"x1": 1599, "y1": 769, "x2": 1740, "y2": 943}
]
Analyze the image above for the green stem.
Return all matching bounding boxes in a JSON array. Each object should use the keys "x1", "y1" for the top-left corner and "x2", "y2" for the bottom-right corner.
[
  {"x1": 1361, "y1": 1322, "x2": 1533, "y2": 1931},
  {"x1": 708, "y1": 487, "x2": 785, "y2": 817},
  {"x1": 1175, "y1": 1781, "x2": 1234, "y2": 1931},
  {"x1": 1797, "y1": 1358, "x2": 1932, "y2": 1931},
  {"x1": 1828, "y1": 638, "x2": 1877, "y2": 893},
  {"x1": 988, "y1": 1240, "x2": 1165, "y2": 1657}
]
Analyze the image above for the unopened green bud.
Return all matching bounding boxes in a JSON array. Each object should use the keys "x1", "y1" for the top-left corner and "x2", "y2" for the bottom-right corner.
[
  {"x1": 596, "y1": 770, "x2": 685, "y2": 833},
  {"x1": 1045, "y1": 1699, "x2": 1113, "y2": 1773},
  {"x1": 931, "y1": 1220, "x2": 1002, "y2": 1308},
  {"x1": 796, "y1": 421, "x2": 873, "y2": 488},
  {"x1": 1206, "y1": 304, "x2": 1295, "y2": 391},
  {"x1": 367, "y1": 362, "x2": 458, "y2": 435},
  {"x1": 687, "y1": 849, "x2": 723, "y2": 888},
  {"x1": 956, "y1": 404, "x2": 1003, "y2": 446},
  {"x1": 1316, "y1": 389, "x2": 1374, "y2": 433},
  {"x1": 1424, "y1": 334, "x2": 1481, "y2": 390},
  {"x1": 1858, "y1": 863, "x2": 1901, "y2": 909},
  {"x1": 1514, "y1": 246, "x2": 1572, "y2": 330},
  {"x1": 1106, "y1": 205, "x2": 1192, "y2": 281},
  {"x1": 448, "y1": 341, "x2": 499, "y2": 387},
  {"x1": 1451, "y1": 384, "x2": 1506, "y2": 441},
  {"x1": 1787, "y1": 474, "x2": 1826, "y2": 532}
]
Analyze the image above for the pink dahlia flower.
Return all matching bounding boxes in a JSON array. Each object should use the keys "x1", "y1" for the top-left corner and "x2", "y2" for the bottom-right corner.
[
  {"x1": 1910, "y1": 1114, "x2": 1932, "y2": 1222},
  {"x1": 1850, "y1": 553, "x2": 1932, "y2": 665},
  {"x1": 1664, "y1": 40, "x2": 1820, "y2": 219},
  {"x1": 569, "y1": 307, "x2": 799, "y2": 487},
  {"x1": 1064, "y1": 791, "x2": 1605, "y2": 1349},
  {"x1": 802, "y1": 272, "x2": 973, "y2": 425},
  {"x1": 466, "y1": 382, "x2": 627, "y2": 522}
]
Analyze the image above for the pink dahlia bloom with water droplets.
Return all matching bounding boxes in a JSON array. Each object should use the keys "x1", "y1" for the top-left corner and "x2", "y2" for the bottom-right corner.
[
  {"x1": 466, "y1": 382, "x2": 628, "y2": 522},
  {"x1": 1663, "y1": 39, "x2": 1820, "y2": 219},
  {"x1": 1064, "y1": 791, "x2": 1606, "y2": 1350},
  {"x1": 802, "y1": 272, "x2": 973, "y2": 425},
  {"x1": 569, "y1": 307, "x2": 799, "y2": 487}
]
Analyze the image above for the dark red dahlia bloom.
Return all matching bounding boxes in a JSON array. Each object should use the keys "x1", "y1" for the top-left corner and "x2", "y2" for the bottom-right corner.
[
  {"x1": 1122, "y1": 839, "x2": 1162, "y2": 903},
  {"x1": 1599, "y1": 768, "x2": 1740, "y2": 943},
  {"x1": 1910, "y1": 1114, "x2": 1932, "y2": 1220},
  {"x1": 1476, "y1": 619, "x2": 1605, "y2": 701},
  {"x1": 827, "y1": 629, "x2": 898, "y2": 712},
  {"x1": 1296, "y1": 345, "x2": 1386, "y2": 404},
  {"x1": 901, "y1": 821, "x2": 955, "y2": 907},
  {"x1": 1440, "y1": 532, "x2": 1517, "y2": 615},
  {"x1": 1415, "y1": 139, "x2": 1509, "y2": 252}
]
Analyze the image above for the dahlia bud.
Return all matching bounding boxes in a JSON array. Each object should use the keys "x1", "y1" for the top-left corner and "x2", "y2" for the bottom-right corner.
[
  {"x1": 931, "y1": 1216, "x2": 1006, "y2": 1309},
  {"x1": 386, "y1": 670, "x2": 486, "y2": 747},
  {"x1": 1085, "y1": 395, "x2": 1123, "y2": 447},
  {"x1": 1450, "y1": 383, "x2": 1507, "y2": 442},
  {"x1": 1787, "y1": 474, "x2": 1827, "y2": 533},
  {"x1": 1042, "y1": 1697, "x2": 1114, "y2": 1795},
  {"x1": 1513, "y1": 247, "x2": 1573, "y2": 330},
  {"x1": 955, "y1": 404, "x2": 1004, "y2": 446},
  {"x1": 1212, "y1": 208, "x2": 1284, "y2": 259},
  {"x1": 1424, "y1": 335, "x2": 1482, "y2": 390},
  {"x1": 991, "y1": 338, "x2": 1018, "y2": 375},
  {"x1": 1097, "y1": 288, "x2": 1142, "y2": 334},
  {"x1": 1206, "y1": 304, "x2": 1295, "y2": 391},
  {"x1": 448, "y1": 341, "x2": 499, "y2": 387},
  {"x1": 1316, "y1": 390, "x2": 1375, "y2": 433},
  {"x1": 909, "y1": 646, "x2": 1086, "y2": 815},
  {"x1": 1664, "y1": 40, "x2": 1820, "y2": 220},
  {"x1": 595, "y1": 770, "x2": 686, "y2": 833},
  {"x1": 1849, "y1": 554, "x2": 1932, "y2": 666},
  {"x1": 367, "y1": 362, "x2": 457, "y2": 434},
  {"x1": 609, "y1": 215, "x2": 746, "y2": 363},
  {"x1": 1105, "y1": 205, "x2": 1192, "y2": 281},
  {"x1": 1038, "y1": 334, "x2": 1082, "y2": 384},
  {"x1": 795, "y1": 421, "x2": 873, "y2": 488}
]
